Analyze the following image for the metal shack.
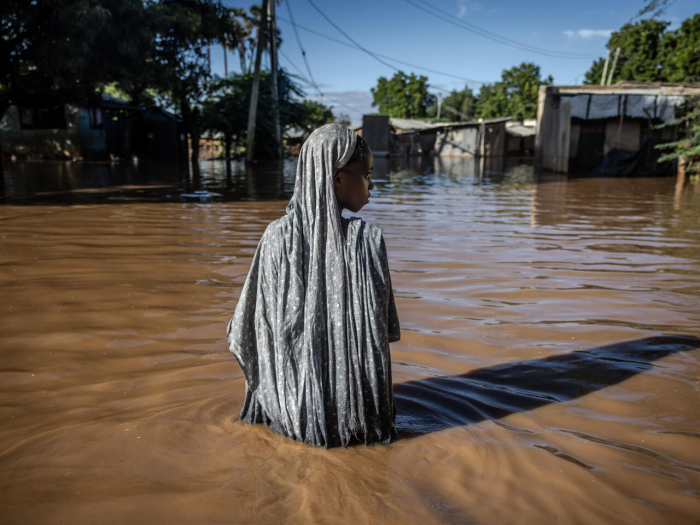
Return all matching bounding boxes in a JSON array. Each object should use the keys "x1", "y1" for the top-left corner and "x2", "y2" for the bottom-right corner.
[
  {"x1": 358, "y1": 116, "x2": 514, "y2": 158},
  {"x1": 535, "y1": 82, "x2": 700, "y2": 173},
  {"x1": 360, "y1": 116, "x2": 437, "y2": 157},
  {"x1": 433, "y1": 117, "x2": 511, "y2": 157}
]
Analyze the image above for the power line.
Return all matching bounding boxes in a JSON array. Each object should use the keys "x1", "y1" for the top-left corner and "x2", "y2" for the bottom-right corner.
[
  {"x1": 284, "y1": 0, "x2": 323, "y2": 96},
  {"x1": 278, "y1": 37, "x2": 365, "y2": 116},
  {"x1": 401, "y1": 0, "x2": 598, "y2": 60},
  {"x1": 276, "y1": 16, "x2": 486, "y2": 85},
  {"x1": 305, "y1": 0, "x2": 400, "y2": 72},
  {"x1": 298, "y1": 0, "x2": 476, "y2": 117}
]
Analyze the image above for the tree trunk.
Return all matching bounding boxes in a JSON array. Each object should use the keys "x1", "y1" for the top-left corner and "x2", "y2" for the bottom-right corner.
[
  {"x1": 0, "y1": 101, "x2": 9, "y2": 177},
  {"x1": 225, "y1": 133, "x2": 233, "y2": 187},
  {"x1": 239, "y1": 43, "x2": 247, "y2": 73},
  {"x1": 181, "y1": 101, "x2": 201, "y2": 179},
  {"x1": 225, "y1": 133, "x2": 232, "y2": 160}
]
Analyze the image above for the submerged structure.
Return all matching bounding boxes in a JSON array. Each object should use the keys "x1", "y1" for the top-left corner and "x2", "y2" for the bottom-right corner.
[
  {"x1": 359, "y1": 115, "x2": 526, "y2": 158},
  {"x1": 535, "y1": 82, "x2": 700, "y2": 174},
  {"x1": 0, "y1": 95, "x2": 187, "y2": 162}
]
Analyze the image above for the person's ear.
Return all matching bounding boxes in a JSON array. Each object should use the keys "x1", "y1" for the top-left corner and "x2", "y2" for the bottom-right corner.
[{"x1": 332, "y1": 168, "x2": 341, "y2": 185}]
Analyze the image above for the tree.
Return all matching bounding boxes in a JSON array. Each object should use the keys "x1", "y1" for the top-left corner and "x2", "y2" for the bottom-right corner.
[
  {"x1": 0, "y1": 0, "x2": 134, "y2": 118},
  {"x1": 655, "y1": 95, "x2": 700, "y2": 174},
  {"x1": 583, "y1": 19, "x2": 670, "y2": 85},
  {"x1": 0, "y1": 0, "x2": 240, "y2": 172},
  {"x1": 429, "y1": 86, "x2": 476, "y2": 121},
  {"x1": 661, "y1": 14, "x2": 700, "y2": 83},
  {"x1": 145, "y1": 0, "x2": 237, "y2": 172},
  {"x1": 370, "y1": 71, "x2": 436, "y2": 118},
  {"x1": 476, "y1": 63, "x2": 552, "y2": 120},
  {"x1": 299, "y1": 101, "x2": 334, "y2": 129},
  {"x1": 335, "y1": 113, "x2": 352, "y2": 126},
  {"x1": 201, "y1": 70, "x2": 334, "y2": 159}
]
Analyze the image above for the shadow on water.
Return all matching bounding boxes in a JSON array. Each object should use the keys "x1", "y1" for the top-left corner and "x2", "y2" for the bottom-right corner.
[{"x1": 394, "y1": 336, "x2": 700, "y2": 439}]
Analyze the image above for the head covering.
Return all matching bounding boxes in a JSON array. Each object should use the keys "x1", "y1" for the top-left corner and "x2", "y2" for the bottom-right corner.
[{"x1": 227, "y1": 123, "x2": 398, "y2": 447}]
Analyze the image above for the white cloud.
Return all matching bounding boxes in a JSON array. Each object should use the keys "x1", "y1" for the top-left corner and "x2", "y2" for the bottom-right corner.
[
  {"x1": 563, "y1": 29, "x2": 613, "y2": 39},
  {"x1": 457, "y1": 0, "x2": 484, "y2": 18}
]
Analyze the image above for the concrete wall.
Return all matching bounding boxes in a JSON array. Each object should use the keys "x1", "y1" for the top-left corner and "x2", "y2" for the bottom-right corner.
[
  {"x1": 535, "y1": 86, "x2": 571, "y2": 173},
  {"x1": 0, "y1": 105, "x2": 81, "y2": 158}
]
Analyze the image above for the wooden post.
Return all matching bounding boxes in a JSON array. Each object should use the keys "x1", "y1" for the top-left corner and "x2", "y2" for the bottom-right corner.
[
  {"x1": 245, "y1": 0, "x2": 268, "y2": 163},
  {"x1": 557, "y1": 100, "x2": 572, "y2": 173},
  {"x1": 616, "y1": 95, "x2": 625, "y2": 149},
  {"x1": 223, "y1": 38, "x2": 228, "y2": 80},
  {"x1": 479, "y1": 119, "x2": 485, "y2": 157},
  {"x1": 600, "y1": 50, "x2": 611, "y2": 86},
  {"x1": 268, "y1": 0, "x2": 282, "y2": 159},
  {"x1": 607, "y1": 47, "x2": 620, "y2": 86}
]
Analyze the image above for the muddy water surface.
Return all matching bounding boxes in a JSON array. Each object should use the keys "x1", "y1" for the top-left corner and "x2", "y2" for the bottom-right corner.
[{"x1": 1, "y1": 159, "x2": 699, "y2": 524}]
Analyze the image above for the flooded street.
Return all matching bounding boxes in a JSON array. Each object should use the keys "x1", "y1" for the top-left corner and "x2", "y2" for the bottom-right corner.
[{"x1": 1, "y1": 158, "x2": 699, "y2": 524}]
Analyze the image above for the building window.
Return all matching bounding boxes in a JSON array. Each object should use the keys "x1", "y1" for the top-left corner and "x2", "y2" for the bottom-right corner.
[
  {"x1": 88, "y1": 107, "x2": 103, "y2": 129},
  {"x1": 18, "y1": 105, "x2": 67, "y2": 130}
]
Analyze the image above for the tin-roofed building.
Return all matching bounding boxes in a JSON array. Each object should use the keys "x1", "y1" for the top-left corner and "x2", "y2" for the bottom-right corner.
[{"x1": 535, "y1": 82, "x2": 700, "y2": 173}]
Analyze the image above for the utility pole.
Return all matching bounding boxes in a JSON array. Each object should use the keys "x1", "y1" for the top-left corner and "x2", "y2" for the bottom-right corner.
[
  {"x1": 437, "y1": 93, "x2": 442, "y2": 120},
  {"x1": 600, "y1": 49, "x2": 611, "y2": 86},
  {"x1": 223, "y1": 36, "x2": 228, "y2": 80},
  {"x1": 246, "y1": 0, "x2": 268, "y2": 163},
  {"x1": 268, "y1": 0, "x2": 282, "y2": 159},
  {"x1": 607, "y1": 47, "x2": 621, "y2": 86}
]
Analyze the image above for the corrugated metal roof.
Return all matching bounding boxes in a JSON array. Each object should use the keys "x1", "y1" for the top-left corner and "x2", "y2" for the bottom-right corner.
[
  {"x1": 554, "y1": 82, "x2": 700, "y2": 96},
  {"x1": 506, "y1": 125, "x2": 536, "y2": 137},
  {"x1": 389, "y1": 118, "x2": 436, "y2": 131}
]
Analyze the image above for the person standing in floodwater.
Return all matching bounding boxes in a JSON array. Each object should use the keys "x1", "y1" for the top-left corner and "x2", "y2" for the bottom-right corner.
[{"x1": 226, "y1": 123, "x2": 401, "y2": 448}]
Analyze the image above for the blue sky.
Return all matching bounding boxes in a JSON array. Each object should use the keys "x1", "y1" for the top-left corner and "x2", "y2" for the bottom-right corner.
[{"x1": 217, "y1": 0, "x2": 698, "y2": 124}]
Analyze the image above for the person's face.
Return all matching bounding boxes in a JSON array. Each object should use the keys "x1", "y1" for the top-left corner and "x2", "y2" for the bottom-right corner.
[{"x1": 333, "y1": 152, "x2": 374, "y2": 214}]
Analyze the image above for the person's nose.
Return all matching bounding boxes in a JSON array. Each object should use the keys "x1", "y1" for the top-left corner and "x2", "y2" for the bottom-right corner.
[{"x1": 368, "y1": 180, "x2": 374, "y2": 190}]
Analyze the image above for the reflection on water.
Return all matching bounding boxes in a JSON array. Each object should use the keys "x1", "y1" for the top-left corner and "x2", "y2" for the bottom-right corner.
[
  {"x1": 1, "y1": 156, "x2": 536, "y2": 204},
  {"x1": 1, "y1": 157, "x2": 700, "y2": 524}
]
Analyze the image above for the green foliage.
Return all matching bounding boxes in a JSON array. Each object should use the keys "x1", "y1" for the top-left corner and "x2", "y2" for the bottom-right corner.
[
  {"x1": 201, "y1": 70, "x2": 334, "y2": 158},
  {"x1": 1, "y1": 0, "x2": 122, "y2": 112},
  {"x1": 476, "y1": 63, "x2": 552, "y2": 120},
  {"x1": 335, "y1": 113, "x2": 352, "y2": 126},
  {"x1": 428, "y1": 86, "x2": 476, "y2": 121},
  {"x1": 662, "y1": 14, "x2": 700, "y2": 83},
  {"x1": 370, "y1": 71, "x2": 436, "y2": 118},
  {"x1": 583, "y1": 15, "x2": 700, "y2": 85},
  {"x1": 300, "y1": 101, "x2": 334, "y2": 129},
  {"x1": 0, "y1": 0, "x2": 240, "y2": 165},
  {"x1": 654, "y1": 95, "x2": 700, "y2": 173}
]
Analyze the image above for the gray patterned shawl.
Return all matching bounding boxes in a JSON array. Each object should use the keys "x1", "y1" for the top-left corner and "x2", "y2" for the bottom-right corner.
[{"x1": 226, "y1": 123, "x2": 400, "y2": 447}]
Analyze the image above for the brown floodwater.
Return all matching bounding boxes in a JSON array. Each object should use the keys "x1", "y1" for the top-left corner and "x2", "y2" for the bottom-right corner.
[{"x1": 1, "y1": 158, "x2": 699, "y2": 524}]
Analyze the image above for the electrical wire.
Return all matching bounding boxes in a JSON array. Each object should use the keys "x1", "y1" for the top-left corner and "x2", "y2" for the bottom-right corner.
[
  {"x1": 285, "y1": 0, "x2": 484, "y2": 121},
  {"x1": 279, "y1": 41, "x2": 365, "y2": 116},
  {"x1": 298, "y1": 0, "x2": 477, "y2": 118},
  {"x1": 277, "y1": 16, "x2": 486, "y2": 85},
  {"x1": 401, "y1": 0, "x2": 598, "y2": 60},
  {"x1": 284, "y1": 0, "x2": 323, "y2": 96},
  {"x1": 305, "y1": 0, "x2": 400, "y2": 72}
]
